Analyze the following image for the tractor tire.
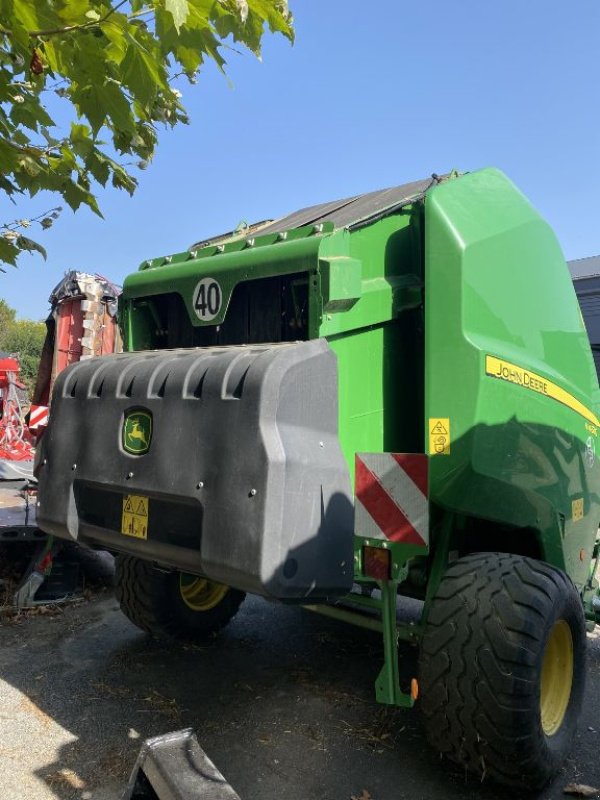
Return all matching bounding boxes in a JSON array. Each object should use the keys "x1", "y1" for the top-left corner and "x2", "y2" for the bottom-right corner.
[
  {"x1": 115, "y1": 555, "x2": 246, "y2": 640},
  {"x1": 61, "y1": 541, "x2": 115, "y2": 587},
  {"x1": 418, "y1": 552, "x2": 586, "y2": 789}
]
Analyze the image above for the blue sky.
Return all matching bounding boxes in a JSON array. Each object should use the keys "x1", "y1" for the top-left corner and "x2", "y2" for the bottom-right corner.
[{"x1": 2, "y1": 0, "x2": 599, "y2": 319}]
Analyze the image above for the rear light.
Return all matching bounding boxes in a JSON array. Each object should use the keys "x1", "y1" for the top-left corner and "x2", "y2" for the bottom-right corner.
[{"x1": 363, "y1": 545, "x2": 391, "y2": 581}]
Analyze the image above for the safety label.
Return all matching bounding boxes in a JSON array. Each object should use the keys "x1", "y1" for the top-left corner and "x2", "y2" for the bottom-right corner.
[
  {"x1": 572, "y1": 497, "x2": 584, "y2": 522},
  {"x1": 429, "y1": 418, "x2": 450, "y2": 456},
  {"x1": 121, "y1": 494, "x2": 149, "y2": 539}
]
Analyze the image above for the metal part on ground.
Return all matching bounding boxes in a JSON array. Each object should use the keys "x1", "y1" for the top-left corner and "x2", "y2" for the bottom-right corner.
[
  {"x1": 11, "y1": 536, "x2": 60, "y2": 610},
  {"x1": 123, "y1": 728, "x2": 241, "y2": 800},
  {"x1": 0, "y1": 486, "x2": 81, "y2": 608}
]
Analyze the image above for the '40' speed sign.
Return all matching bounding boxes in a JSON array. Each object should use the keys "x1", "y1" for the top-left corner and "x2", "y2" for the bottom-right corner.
[{"x1": 192, "y1": 278, "x2": 223, "y2": 321}]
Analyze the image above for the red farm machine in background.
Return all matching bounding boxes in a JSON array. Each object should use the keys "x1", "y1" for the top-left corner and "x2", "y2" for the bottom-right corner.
[
  {"x1": 0, "y1": 271, "x2": 121, "y2": 609},
  {"x1": 31, "y1": 271, "x2": 122, "y2": 431},
  {"x1": 0, "y1": 353, "x2": 34, "y2": 480}
]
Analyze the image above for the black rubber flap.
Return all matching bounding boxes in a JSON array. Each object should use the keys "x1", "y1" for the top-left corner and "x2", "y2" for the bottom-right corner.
[{"x1": 36, "y1": 340, "x2": 354, "y2": 600}]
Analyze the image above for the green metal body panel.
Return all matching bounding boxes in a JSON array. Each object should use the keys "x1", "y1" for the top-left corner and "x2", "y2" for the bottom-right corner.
[
  {"x1": 121, "y1": 207, "x2": 425, "y2": 482},
  {"x1": 119, "y1": 166, "x2": 600, "y2": 596},
  {"x1": 425, "y1": 169, "x2": 600, "y2": 590},
  {"x1": 115, "y1": 167, "x2": 600, "y2": 706},
  {"x1": 323, "y1": 217, "x2": 424, "y2": 477}
]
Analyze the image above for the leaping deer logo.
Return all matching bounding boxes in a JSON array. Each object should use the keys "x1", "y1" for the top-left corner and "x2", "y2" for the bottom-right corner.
[
  {"x1": 124, "y1": 412, "x2": 152, "y2": 454},
  {"x1": 127, "y1": 420, "x2": 148, "y2": 448}
]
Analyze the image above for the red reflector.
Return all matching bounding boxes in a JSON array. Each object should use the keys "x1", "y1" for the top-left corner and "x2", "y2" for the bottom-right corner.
[
  {"x1": 363, "y1": 546, "x2": 391, "y2": 581},
  {"x1": 37, "y1": 553, "x2": 53, "y2": 574}
]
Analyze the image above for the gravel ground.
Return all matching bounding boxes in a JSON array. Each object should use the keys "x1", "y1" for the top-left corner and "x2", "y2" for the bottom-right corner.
[{"x1": 0, "y1": 590, "x2": 599, "y2": 800}]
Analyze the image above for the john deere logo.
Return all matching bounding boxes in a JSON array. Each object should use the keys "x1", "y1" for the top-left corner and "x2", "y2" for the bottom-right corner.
[{"x1": 123, "y1": 410, "x2": 152, "y2": 455}]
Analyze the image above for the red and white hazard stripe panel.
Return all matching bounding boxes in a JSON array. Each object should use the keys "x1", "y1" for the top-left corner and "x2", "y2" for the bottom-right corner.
[
  {"x1": 29, "y1": 404, "x2": 49, "y2": 431},
  {"x1": 355, "y1": 453, "x2": 429, "y2": 548}
]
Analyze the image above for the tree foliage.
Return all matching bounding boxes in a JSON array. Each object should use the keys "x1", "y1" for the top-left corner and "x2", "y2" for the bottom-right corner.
[
  {"x1": 0, "y1": 299, "x2": 45, "y2": 394},
  {"x1": 0, "y1": 297, "x2": 16, "y2": 335},
  {"x1": 0, "y1": 0, "x2": 293, "y2": 266}
]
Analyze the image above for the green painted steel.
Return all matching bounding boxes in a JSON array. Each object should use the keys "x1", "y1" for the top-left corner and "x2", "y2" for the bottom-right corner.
[
  {"x1": 121, "y1": 167, "x2": 600, "y2": 593},
  {"x1": 321, "y1": 217, "x2": 424, "y2": 477},
  {"x1": 121, "y1": 205, "x2": 425, "y2": 479},
  {"x1": 425, "y1": 168, "x2": 600, "y2": 590},
  {"x1": 118, "y1": 167, "x2": 600, "y2": 698}
]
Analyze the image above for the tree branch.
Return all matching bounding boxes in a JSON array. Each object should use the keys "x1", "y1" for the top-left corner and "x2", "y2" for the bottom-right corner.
[{"x1": 0, "y1": 0, "x2": 129, "y2": 39}]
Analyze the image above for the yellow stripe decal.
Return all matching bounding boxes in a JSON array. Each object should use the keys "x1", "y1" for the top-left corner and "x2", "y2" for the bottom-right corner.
[{"x1": 485, "y1": 355, "x2": 600, "y2": 428}]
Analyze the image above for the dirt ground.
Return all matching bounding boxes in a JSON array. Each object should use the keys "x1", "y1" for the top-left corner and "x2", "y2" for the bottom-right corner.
[{"x1": 0, "y1": 587, "x2": 599, "y2": 800}]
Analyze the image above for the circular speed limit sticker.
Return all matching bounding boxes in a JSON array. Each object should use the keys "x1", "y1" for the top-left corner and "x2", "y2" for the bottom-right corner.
[{"x1": 192, "y1": 277, "x2": 222, "y2": 321}]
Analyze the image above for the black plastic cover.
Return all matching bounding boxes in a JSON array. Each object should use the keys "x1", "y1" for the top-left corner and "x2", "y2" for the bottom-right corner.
[
  {"x1": 36, "y1": 340, "x2": 354, "y2": 600},
  {"x1": 49, "y1": 270, "x2": 121, "y2": 316}
]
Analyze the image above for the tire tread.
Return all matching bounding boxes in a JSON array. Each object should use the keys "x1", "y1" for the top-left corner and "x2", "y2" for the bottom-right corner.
[
  {"x1": 115, "y1": 555, "x2": 245, "y2": 640},
  {"x1": 418, "y1": 552, "x2": 585, "y2": 788}
]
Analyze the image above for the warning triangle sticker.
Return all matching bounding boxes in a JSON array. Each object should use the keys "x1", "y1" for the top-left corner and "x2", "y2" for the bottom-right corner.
[
  {"x1": 123, "y1": 497, "x2": 134, "y2": 513},
  {"x1": 431, "y1": 421, "x2": 448, "y2": 435},
  {"x1": 135, "y1": 497, "x2": 147, "y2": 515}
]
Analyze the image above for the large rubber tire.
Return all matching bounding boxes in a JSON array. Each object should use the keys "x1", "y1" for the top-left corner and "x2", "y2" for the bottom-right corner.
[
  {"x1": 418, "y1": 552, "x2": 586, "y2": 789},
  {"x1": 61, "y1": 541, "x2": 115, "y2": 587},
  {"x1": 115, "y1": 555, "x2": 245, "y2": 640}
]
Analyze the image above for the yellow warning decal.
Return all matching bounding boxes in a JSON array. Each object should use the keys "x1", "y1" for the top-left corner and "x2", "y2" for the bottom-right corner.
[
  {"x1": 429, "y1": 418, "x2": 451, "y2": 456},
  {"x1": 485, "y1": 355, "x2": 600, "y2": 428},
  {"x1": 572, "y1": 497, "x2": 584, "y2": 522},
  {"x1": 121, "y1": 494, "x2": 149, "y2": 539}
]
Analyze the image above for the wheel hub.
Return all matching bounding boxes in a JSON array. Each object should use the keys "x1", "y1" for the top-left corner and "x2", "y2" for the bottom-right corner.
[
  {"x1": 540, "y1": 619, "x2": 573, "y2": 736},
  {"x1": 179, "y1": 574, "x2": 228, "y2": 611}
]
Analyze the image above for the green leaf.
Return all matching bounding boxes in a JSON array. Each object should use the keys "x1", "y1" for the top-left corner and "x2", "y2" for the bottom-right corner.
[
  {"x1": 70, "y1": 82, "x2": 107, "y2": 134},
  {"x1": 0, "y1": 175, "x2": 18, "y2": 196},
  {"x1": 10, "y1": 98, "x2": 55, "y2": 131},
  {"x1": 57, "y1": 0, "x2": 90, "y2": 25},
  {"x1": 0, "y1": 0, "x2": 294, "y2": 269},
  {"x1": 86, "y1": 150, "x2": 111, "y2": 185},
  {"x1": 111, "y1": 165, "x2": 137, "y2": 194},
  {"x1": 122, "y1": 37, "x2": 164, "y2": 106},
  {"x1": 11, "y1": 128, "x2": 29, "y2": 146},
  {"x1": 0, "y1": 238, "x2": 19, "y2": 267},
  {"x1": 103, "y1": 15, "x2": 130, "y2": 65},
  {"x1": 102, "y1": 80, "x2": 136, "y2": 133},
  {"x1": 11, "y1": 0, "x2": 40, "y2": 51},
  {"x1": 15, "y1": 234, "x2": 46, "y2": 259},
  {"x1": 70, "y1": 122, "x2": 94, "y2": 157},
  {"x1": 18, "y1": 156, "x2": 42, "y2": 177},
  {"x1": 165, "y1": 0, "x2": 190, "y2": 32},
  {"x1": 62, "y1": 178, "x2": 102, "y2": 215}
]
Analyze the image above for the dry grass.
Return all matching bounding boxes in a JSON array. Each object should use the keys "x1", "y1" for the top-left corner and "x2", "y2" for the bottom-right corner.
[{"x1": 339, "y1": 707, "x2": 404, "y2": 751}]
